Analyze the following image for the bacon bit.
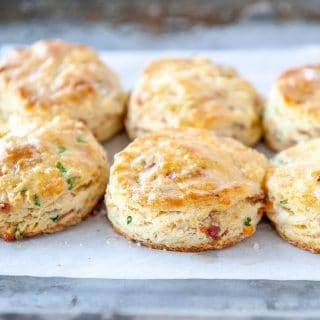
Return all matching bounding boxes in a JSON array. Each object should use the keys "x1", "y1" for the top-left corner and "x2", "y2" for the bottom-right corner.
[
  {"x1": 199, "y1": 224, "x2": 221, "y2": 240},
  {"x1": 145, "y1": 162, "x2": 156, "y2": 169},
  {"x1": 246, "y1": 193, "x2": 265, "y2": 204},
  {"x1": 243, "y1": 225, "x2": 254, "y2": 237},
  {"x1": 208, "y1": 225, "x2": 221, "y2": 239},
  {"x1": 2, "y1": 232, "x2": 14, "y2": 242},
  {"x1": 317, "y1": 176, "x2": 320, "y2": 182},
  {"x1": 199, "y1": 226, "x2": 208, "y2": 234},
  {"x1": 0, "y1": 202, "x2": 10, "y2": 213}
]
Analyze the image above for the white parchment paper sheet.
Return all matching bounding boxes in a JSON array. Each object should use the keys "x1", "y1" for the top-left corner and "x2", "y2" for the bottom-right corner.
[{"x1": 1, "y1": 47, "x2": 320, "y2": 280}]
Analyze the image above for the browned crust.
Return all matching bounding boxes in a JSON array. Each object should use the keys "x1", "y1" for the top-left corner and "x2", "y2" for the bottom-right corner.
[
  {"x1": 112, "y1": 128, "x2": 269, "y2": 211},
  {"x1": 109, "y1": 220, "x2": 252, "y2": 252},
  {"x1": 277, "y1": 63, "x2": 320, "y2": 105},
  {"x1": 142, "y1": 57, "x2": 238, "y2": 80},
  {"x1": 270, "y1": 221, "x2": 320, "y2": 254}
]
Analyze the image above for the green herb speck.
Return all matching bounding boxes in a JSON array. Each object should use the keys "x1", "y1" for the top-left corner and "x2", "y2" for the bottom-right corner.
[
  {"x1": 56, "y1": 161, "x2": 67, "y2": 174},
  {"x1": 244, "y1": 217, "x2": 252, "y2": 227},
  {"x1": 77, "y1": 135, "x2": 87, "y2": 143},
  {"x1": 67, "y1": 177, "x2": 75, "y2": 190},
  {"x1": 134, "y1": 176, "x2": 140, "y2": 183},
  {"x1": 57, "y1": 146, "x2": 67, "y2": 154},
  {"x1": 34, "y1": 194, "x2": 40, "y2": 207},
  {"x1": 20, "y1": 189, "x2": 27, "y2": 195},
  {"x1": 127, "y1": 216, "x2": 133, "y2": 225},
  {"x1": 280, "y1": 199, "x2": 288, "y2": 205},
  {"x1": 14, "y1": 229, "x2": 23, "y2": 241},
  {"x1": 50, "y1": 214, "x2": 59, "y2": 222}
]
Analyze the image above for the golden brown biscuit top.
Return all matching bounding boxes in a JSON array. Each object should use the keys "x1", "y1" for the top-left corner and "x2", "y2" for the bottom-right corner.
[
  {"x1": 143, "y1": 57, "x2": 237, "y2": 78},
  {"x1": 130, "y1": 57, "x2": 262, "y2": 130},
  {"x1": 110, "y1": 129, "x2": 268, "y2": 211},
  {"x1": 0, "y1": 39, "x2": 122, "y2": 113},
  {"x1": 0, "y1": 116, "x2": 107, "y2": 211},
  {"x1": 277, "y1": 64, "x2": 320, "y2": 117},
  {"x1": 269, "y1": 138, "x2": 320, "y2": 212}
]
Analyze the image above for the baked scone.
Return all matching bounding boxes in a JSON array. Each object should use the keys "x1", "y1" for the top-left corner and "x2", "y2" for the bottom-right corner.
[
  {"x1": 106, "y1": 128, "x2": 268, "y2": 252},
  {"x1": 0, "y1": 39, "x2": 126, "y2": 142},
  {"x1": 266, "y1": 138, "x2": 320, "y2": 253},
  {"x1": 126, "y1": 57, "x2": 263, "y2": 146},
  {"x1": 264, "y1": 64, "x2": 320, "y2": 151},
  {"x1": 0, "y1": 116, "x2": 108, "y2": 241}
]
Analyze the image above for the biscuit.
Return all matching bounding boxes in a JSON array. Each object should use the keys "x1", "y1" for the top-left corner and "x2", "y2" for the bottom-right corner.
[
  {"x1": 0, "y1": 116, "x2": 109, "y2": 241},
  {"x1": 0, "y1": 39, "x2": 127, "y2": 141},
  {"x1": 264, "y1": 64, "x2": 320, "y2": 151},
  {"x1": 106, "y1": 128, "x2": 268, "y2": 251},
  {"x1": 266, "y1": 138, "x2": 320, "y2": 253},
  {"x1": 126, "y1": 57, "x2": 263, "y2": 146}
]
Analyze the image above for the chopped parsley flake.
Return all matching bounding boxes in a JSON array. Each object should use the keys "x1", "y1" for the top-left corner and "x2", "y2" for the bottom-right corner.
[
  {"x1": 50, "y1": 214, "x2": 59, "y2": 222},
  {"x1": 14, "y1": 229, "x2": 23, "y2": 241},
  {"x1": 57, "y1": 146, "x2": 67, "y2": 154},
  {"x1": 141, "y1": 159, "x2": 146, "y2": 166},
  {"x1": 275, "y1": 158, "x2": 285, "y2": 165},
  {"x1": 280, "y1": 199, "x2": 288, "y2": 205},
  {"x1": 134, "y1": 176, "x2": 140, "y2": 183},
  {"x1": 67, "y1": 177, "x2": 75, "y2": 190},
  {"x1": 34, "y1": 194, "x2": 40, "y2": 207},
  {"x1": 56, "y1": 161, "x2": 67, "y2": 174},
  {"x1": 127, "y1": 216, "x2": 133, "y2": 225},
  {"x1": 56, "y1": 162, "x2": 76, "y2": 190},
  {"x1": 77, "y1": 135, "x2": 87, "y2": 143},
  {"x1": 244, "y1": 217, "x2": 252, "y2": 227}
]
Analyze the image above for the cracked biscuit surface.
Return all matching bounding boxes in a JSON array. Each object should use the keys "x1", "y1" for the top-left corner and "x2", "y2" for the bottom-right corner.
[
  {"x1": 106, "y1": 128, "x2": 268, "y2": 251},
  {"x1": 126, "y1": 57, "x2": 263, "y2": 146}
]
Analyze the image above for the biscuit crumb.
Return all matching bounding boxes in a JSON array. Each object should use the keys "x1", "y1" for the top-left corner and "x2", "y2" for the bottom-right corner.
[
  {"x1": 253, "y1": 242, "x2": 260, "y2": 250},
  {"x1": 106, "y1": 236, "x2": 118, "y2": 244}
]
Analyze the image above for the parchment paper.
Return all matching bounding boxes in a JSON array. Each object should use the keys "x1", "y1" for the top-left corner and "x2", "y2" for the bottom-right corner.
[{"x1": 1, "y1": 47, "x2": 320, "y2": 280}]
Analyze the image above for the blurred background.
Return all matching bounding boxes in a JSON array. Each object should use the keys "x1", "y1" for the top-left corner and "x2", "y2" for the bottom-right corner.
[{"x1": 1, "y1": 0, "x2": 320, "y2": 49}]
